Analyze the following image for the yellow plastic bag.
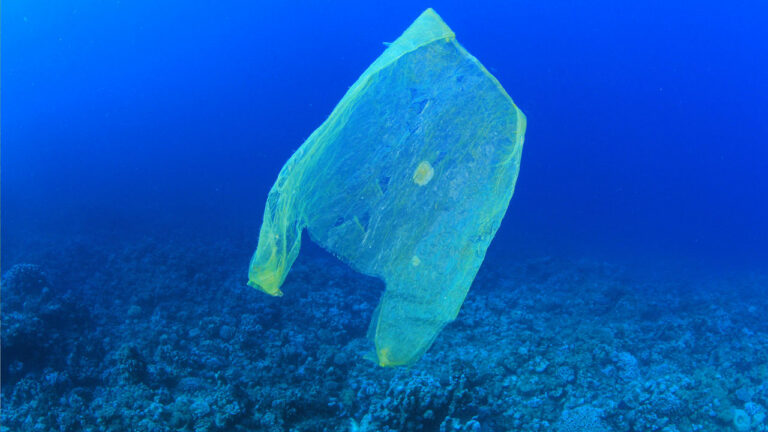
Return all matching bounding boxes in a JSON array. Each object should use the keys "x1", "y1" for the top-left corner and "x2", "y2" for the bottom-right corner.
[{"x1": 248, "y1": 8, "x2": 526, "y2": 366}]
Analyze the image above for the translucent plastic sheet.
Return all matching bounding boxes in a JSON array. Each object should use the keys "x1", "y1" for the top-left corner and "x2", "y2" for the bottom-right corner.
[{"x1": 248, "y1": 8, "x2": 526, "y2": 366}]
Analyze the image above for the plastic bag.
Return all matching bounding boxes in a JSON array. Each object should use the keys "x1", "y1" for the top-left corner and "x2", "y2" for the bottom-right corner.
[{"x1": 248, "y1": 8, "x2": 526, "y2": 366}]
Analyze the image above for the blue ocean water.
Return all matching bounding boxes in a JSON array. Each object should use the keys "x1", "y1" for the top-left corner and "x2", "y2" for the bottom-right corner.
[{"x1": 2, "y1": 1, "x2": 767, "y2": 431}]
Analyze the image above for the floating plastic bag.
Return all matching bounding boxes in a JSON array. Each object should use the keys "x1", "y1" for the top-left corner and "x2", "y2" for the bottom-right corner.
[{"x1": 248, "y1": 8, "x2": 526, "y2": 366}]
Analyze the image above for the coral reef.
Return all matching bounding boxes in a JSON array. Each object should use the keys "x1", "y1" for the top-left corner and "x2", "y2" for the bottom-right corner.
[{"x1": 2, "y1": 237, "x2": 767, "y2": 431}]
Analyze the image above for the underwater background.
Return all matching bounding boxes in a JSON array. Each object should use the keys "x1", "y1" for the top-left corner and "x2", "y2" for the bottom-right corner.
[{"x1": 2, "y1": 0, "x2": 767, "y2": 431}]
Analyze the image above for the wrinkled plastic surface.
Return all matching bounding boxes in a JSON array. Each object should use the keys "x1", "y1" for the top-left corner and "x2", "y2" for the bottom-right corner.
[{"x1": 248, "y1": 8, "x2": 526, "y2": 366}]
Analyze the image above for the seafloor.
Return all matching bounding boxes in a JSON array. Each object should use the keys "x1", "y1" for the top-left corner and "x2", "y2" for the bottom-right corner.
[{"x1": 1, "y1": 234, "x2": 766, "y2": 432}]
